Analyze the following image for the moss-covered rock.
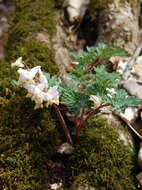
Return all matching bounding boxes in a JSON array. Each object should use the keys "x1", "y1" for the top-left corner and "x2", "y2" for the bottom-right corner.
[
  {"x1": 0, "y1": 94, "x2": 63, "y2": 189},
  {"x1": 5, "y1": 0, "x2": 57, "y2": 61},
  {"x1": 90, "y1": 0, "x2": 114, "y2": 11},
  {"x1": 0, "y1": 0, "x2": 63, "y2": 189},
  {"x1": 68, "y1": 118, "x2": 137, "y2": 190},
  {"x1": 0, "y1": 0, "x2": 138, "y2": 189},
  {"x1": 0, "y1": 0, "x2": 59, "y2": 97},
  {"x1": 89, "y1": 0, "x2": 114, "y2": 19}
]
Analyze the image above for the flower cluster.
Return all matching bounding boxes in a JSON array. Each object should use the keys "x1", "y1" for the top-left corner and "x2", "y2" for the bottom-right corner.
[{"x1": 11, "y1": 58, "x2": 59, "y2": 109}]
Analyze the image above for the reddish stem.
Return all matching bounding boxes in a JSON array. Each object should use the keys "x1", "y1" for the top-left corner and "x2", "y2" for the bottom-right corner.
[
  {"x1": 53, "y1": 104, "x2": 73, "y2": 146},
  {"x1": 74, "y1": 110, "x2": 80, "y2": 128},
  {"x1": 85, "y1": 60, "x2": 100, "y2": 74},
  {"x1": 75, "y1": 106, "x2": 85, "y2": 141},
  {"x1": 79, "y1": 106, "x2": 85, "y2": 129},
  {"x1": 75, "y1": 103, "x2": 110, "y2": 141},
  {"x1": 84, "y1": 103, "x2": 110, "y2": 125}
]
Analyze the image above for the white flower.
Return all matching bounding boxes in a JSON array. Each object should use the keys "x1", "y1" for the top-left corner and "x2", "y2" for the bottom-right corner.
[
  {"x1": 45, "y1": 86, "x2": 59, "y2": 107},
  {"x1": 34, "y1": 103, "x2": 44, "y2": 110},
  {"x1": 23, "y1": 84, "x2": 59, "y2": 108},
  {"x1": 11, "y1": 57, "x2": 24, "y2": 68},
  {"x1": 39, "y1": 70, "x2": 48, "y2": 88},
  {"x1": 16, "y1": 64, "x2": 59, "y2": 109},
  {"x1": 17, "y1": 66, "x2": 41, "y2": 83},
  {"x1": 47, "y1": 86, "x2": 59, "y2": 99},
  {"x1": 24, "y1": 83, "x2": 46, "y2": 104}
]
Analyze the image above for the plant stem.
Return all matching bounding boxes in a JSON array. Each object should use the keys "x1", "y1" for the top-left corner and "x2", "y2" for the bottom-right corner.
[
  {"x1": 85, "y1": 60, "x2": 100, "y2": 74},
  {"x1": 53, "y1": 103, "x2": 73, "y2": 146},
  {"x1": 84, "y1": 103, "x2": 110, "y2": 124},
  {"x1": 74, "y1": 110, "x2": 80, "y2": 128},
  {"x1": 75, "y1": 106, "x2": 85, "y2": 141},
  {"x1": 74, "y1": 103, "x2": 110, "y2": 141},
  {"x1": 79, "y1": 106, "x2": 85, "y2": 129}
]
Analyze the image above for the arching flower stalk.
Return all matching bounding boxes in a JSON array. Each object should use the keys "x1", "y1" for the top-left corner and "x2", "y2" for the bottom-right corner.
[{"x1": 11, "y1": 58, "x2": 73, "y2": 145}]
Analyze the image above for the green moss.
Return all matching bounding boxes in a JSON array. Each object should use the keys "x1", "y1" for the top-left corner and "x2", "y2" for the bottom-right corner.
[
  {"x1": 0, "y1": 95, "x2": 62, "y2": 189},
  {"x1": 54, "y1": 0, "x2": 64, "y2": 8},
  {"x1": 0, "y1": 0, "x2": 59, "y2": 97},
  {"x1": 90, "y1": 0, "x2": 114, "y2": 10},
  {"x1": 68, "y1": 118, "x2": 136, "y2": 190},
  {"x1": 4, "y1": 0, "x2": 58, "y2": 71},
  {"x1": 120, "y1": 0, "x2": 137, "y2": 7},
  {"x1": 90, "y1": 0, "x2": 136, "y2": 12},
  {"x1": 9, "y1": 0, "x2": 56, "y2": 39},
  {"x1": 90, "y1": 0, "x2": 114, "y2": 18}
]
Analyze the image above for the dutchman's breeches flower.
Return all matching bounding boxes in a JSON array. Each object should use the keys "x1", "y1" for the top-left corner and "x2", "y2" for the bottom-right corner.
[
  {"x1": 17, "y1": 66, "x2": 41, "y2": 84},
  {"x1": 15, "y1": 63, "x2": 59, "y2": 109},
  {"x1": 45, "y1": 86, "x2": 59, "y2": 107}
]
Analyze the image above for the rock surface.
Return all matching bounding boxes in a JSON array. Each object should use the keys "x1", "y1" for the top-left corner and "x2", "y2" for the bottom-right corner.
[
  {"x1": 96, "y1": 0, "x2": 140, "y2": 54},
  {"x1": 0, "y1": 0, "x2": 14, "y2": 59},
  {"x1": 63, "y1": 0, "x2": 90, "y2": 23}
]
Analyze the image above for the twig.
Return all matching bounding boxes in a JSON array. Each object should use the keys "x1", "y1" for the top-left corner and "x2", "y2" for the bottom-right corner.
[
  {"x1": 123, "y1": 42, "x2": 142, "y2": 80},
  {"x1": 53, "y1": 104, "x2": 73, "y2": 146}
]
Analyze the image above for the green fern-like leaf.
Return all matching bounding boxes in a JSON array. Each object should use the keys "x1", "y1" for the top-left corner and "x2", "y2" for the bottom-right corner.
[
  {"x1": 68, "y1": 73, "x2": 92, "y2": 86},
  {"x1": 102, "y1": 89, "x2": 142, "y2": 113},
  {"x1": 70, "y1": 43, "x2": 129, "y2": 75},
  {"x1": 96, "y1": 44, "x2": 130, "y2": 59},
  {"x1": 59, "y1": 83, "x2": 92, "y2": 114},
  {"x1": 71, "y1": 43, "x2": 129, "y2": 64},
  {"x1": 94, "y1": 65, "x2": 121, "y2": 89},
  {"x1": 86, "y1": 84, "x2": 107, "y2": 97}
]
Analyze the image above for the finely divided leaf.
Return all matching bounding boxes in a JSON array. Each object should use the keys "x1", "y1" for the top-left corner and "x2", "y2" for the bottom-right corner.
[
  {"x1": 59, "y1": 83, "x2": 92, "y2": 114},
  {"x1": 94, "y1": 65, "x2": 121, "y2": 89},
  {"x1": 70, "y1": 43, "x2": 129, "y2": 70},
  {"x1": 102, "y1": 89, "x2": 142, "y2": 113}
]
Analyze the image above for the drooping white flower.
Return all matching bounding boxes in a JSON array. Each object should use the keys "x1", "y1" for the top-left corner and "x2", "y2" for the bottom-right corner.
[
  {"x1": 16, "y1": 64, "x2": 59, "y2": 109},
  {"x1": 24, "y1": 83, "x2": 47, "y2": 107},
  {"x1": 34, "y1": 103, "x2": 44, "y2": 110},
  {"x1": 17, "y1": 66, "x2": 41, "y2": 83},
  {"x1": 38, "y1": 70, "x2": 48, "y2": 88},
  {"x1": 11, "y1": 57, "x2": 24, "y2": 68},
  {"x1": 47, "y1": 86, "x2": 59, "y2": 99},
  {"x1": 26, "y1": 91, "x2": 44, "y2": 110},
  {"x1": 45, "y1": 86, "x2": 59, "y2": 107},
  {"x1": 23, "y1": 83, "x2": 59, "y2": 109}
]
